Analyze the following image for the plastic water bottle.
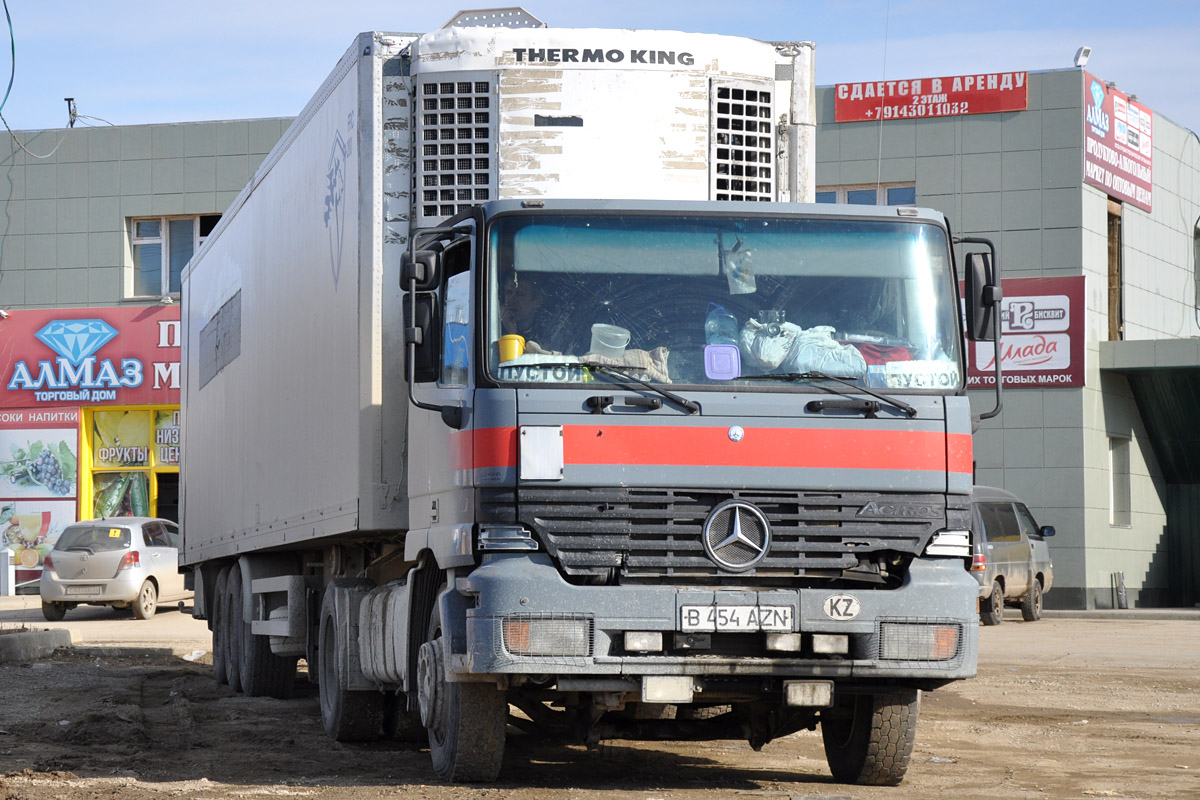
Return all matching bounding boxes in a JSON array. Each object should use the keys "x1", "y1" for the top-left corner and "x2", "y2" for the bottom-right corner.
[{"x1": 705, "y1": 303, "x2": 739, "y2": 346}]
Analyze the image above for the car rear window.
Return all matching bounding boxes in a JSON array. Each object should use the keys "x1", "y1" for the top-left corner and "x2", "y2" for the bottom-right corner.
[{"x1": 54, "y1": 525, "x2": 131, "y2": 552}]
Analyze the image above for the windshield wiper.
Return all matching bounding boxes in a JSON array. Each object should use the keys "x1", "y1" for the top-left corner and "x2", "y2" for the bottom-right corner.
[
  {"x1": 742, "y1": 370, "x2": 917, "y2": 418},
  {"x1": 521, "y1": 360, "x2": 700, "y2": 414}
]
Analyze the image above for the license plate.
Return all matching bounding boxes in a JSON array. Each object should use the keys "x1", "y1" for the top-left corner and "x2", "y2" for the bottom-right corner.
[
  {"x1": 65, "y1": 585, "x2": 102, "y2": 596},
  {"x1": 679, "y1": 605, "x2": 793, "y2": 632}
]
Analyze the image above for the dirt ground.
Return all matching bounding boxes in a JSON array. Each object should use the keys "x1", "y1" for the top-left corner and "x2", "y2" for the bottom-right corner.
[{"x1": 1, "y1": 617, "x2": 1198, "y2": 800}]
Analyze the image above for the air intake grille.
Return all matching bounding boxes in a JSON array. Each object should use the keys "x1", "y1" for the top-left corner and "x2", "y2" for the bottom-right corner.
[
  {"x1": 712, "y1": 81, "x2": 775, "y2": 202},
  {"x1": 416, "y1": 76, "x2": 495, "y2": 223},
  {"x1": 518, "y1": 487, "x2": 945, "y2": 585}
]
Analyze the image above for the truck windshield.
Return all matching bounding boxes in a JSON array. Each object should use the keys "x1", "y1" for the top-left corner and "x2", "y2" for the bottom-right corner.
[{"x1": 486, "y1": 213, "x2": 962, "y2": 391}]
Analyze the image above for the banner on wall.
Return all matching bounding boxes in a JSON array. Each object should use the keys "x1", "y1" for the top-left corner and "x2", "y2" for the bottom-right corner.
[
  {"x1": 0, "y1": 407, "x2": 79, "y2": 581},
  {"x1": 0, "y1": 307, "x2": 180, "y2": 408},
  {"x1": 963, "y1": 276, "x2": 1086, "y2": 389},
  {"x1": 835, "y1": 71, "x2": 1028, "y2": 122},
  {"x1": 1083, "y1": 71, "x2": 1153, "y2": 212}
]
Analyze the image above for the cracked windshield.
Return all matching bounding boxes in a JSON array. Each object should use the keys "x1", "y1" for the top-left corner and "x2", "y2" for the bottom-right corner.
[{"x1": 487, "y1": 214, "x2": 962, "y2": 391}]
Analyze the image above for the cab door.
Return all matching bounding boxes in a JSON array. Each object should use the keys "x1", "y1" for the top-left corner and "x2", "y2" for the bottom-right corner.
[{"x1": 408, "y1": 228, "x2": 478, "y2": 534}]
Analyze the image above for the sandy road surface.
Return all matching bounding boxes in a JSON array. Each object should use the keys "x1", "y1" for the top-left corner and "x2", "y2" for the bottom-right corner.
[{"x1": 0, "y1": 615, "x2": 1198, "y2": 800}]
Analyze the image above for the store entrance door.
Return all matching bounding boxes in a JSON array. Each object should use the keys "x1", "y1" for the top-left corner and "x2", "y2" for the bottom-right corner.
[{"x1": 156, "y1": 473, "x2": 179, "y2": 523}]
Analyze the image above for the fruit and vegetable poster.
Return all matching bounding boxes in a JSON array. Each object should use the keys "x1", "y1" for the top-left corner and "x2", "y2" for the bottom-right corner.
[{"x1": 0, "y1": 407, "x2": 79, "y2": 581}]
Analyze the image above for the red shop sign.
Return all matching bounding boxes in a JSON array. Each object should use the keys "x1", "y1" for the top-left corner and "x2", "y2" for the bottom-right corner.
[{"x1": 0, "y1": 307, "x2": 180, "y2": 408}]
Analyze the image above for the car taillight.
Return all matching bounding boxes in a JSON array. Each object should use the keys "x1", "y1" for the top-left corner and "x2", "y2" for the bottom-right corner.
[
  {"x1": 43, "y1": 552, "x2": 55, "y2": 571},
  {"x1": 970, "y1": 553, "x2": 987, "y2": 571},
  {"x1": 119, "y1": 551, "x2": 141, "y2": 571}
]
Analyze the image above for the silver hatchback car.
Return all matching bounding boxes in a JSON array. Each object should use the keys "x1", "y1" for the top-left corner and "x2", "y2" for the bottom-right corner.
[
  {"x1": 39, "y1": 518, "x2": 192, "y2": 621},
  {"x1": 970, "y1": 486, "x2": 1055, "y2": 625}
]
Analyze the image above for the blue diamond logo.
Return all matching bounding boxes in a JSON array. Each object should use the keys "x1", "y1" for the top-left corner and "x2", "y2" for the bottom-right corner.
[{"x1": 35, "y1": 319, "x2": 118, "y2": 364}]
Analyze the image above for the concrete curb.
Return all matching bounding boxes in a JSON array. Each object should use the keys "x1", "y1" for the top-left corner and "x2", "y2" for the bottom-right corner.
[{"x1": 0, "y1": 628, "x2": 78, "y2": 664}]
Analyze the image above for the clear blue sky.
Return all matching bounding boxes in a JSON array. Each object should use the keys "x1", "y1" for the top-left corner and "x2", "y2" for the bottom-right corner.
[{"x1": 2, "y1": 1, "x2": 1196, "y2": 134}]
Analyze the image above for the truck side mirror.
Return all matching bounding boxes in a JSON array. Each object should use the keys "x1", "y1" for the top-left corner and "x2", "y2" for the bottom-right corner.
[
  {"x1": 403, "y1": 295, "x2": 439, "y2": 383},
  {"x1": 1040, "y1": 525, "x2": 1055, "y2": 538},
  {"x1": 964, "y1": 252, "x2": 1001, "y2": 342},
  {"x1": 401, "y1": 249, "x2": 442, "y2": 292}
]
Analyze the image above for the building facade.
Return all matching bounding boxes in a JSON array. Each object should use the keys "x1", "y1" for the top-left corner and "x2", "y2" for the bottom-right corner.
[
  {"x1": 816, "y1": 68, "x2": 1200, "y2": 608},
  {"x1": 0, "y1": 118, "x2": 289, "y2": 588}
]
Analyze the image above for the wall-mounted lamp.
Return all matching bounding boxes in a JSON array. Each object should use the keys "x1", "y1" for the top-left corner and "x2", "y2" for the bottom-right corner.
[
  {"x1": 159, "y1": 295, "x2": 174, "y2": 306},
  {"x1": 1073, "y1": 46, "x2": 1091, "y2": 68},
  {"x1": 1128, "y1": 94, "x2": 1138, "y2": 103},
  {"x1": 0, "y1": 310, "x2": 8, "y2": 319}
]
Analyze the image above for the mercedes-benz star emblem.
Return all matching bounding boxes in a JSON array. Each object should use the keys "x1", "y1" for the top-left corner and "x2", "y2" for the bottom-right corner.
[{"x1": 702, "y1": 500, "x2": 771, "y2": 571}]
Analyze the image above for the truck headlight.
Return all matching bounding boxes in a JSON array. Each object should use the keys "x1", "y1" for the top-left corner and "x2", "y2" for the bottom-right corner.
[
  {"x1": 924, "y1": 529, "x2": 970, "y2": 558},
  {"x1": 879, "y1": 622, "x2": 960, "y2": 661},
  {"x1": 501, "y1": 614, "x2": 592, "y2": 656}
]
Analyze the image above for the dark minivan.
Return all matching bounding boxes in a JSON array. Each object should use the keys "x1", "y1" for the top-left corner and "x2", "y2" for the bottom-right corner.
[{"x1": 970, "y1": 486, "x2": 1055, "y2": 624}]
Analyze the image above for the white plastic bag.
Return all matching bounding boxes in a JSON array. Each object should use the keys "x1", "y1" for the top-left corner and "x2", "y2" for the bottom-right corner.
[{"x1": 740, "y1": 321, "x2": 866, "y2": 377}]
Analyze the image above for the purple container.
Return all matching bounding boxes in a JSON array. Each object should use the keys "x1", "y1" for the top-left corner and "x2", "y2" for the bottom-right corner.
[{"x1": 704, "y1": 344, "x2": 741, "y2": 381}]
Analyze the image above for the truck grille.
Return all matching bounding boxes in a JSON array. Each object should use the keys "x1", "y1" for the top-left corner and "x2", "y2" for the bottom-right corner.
[{"x1": 517, "y1": 487, "x2": 947, "y2": 584}]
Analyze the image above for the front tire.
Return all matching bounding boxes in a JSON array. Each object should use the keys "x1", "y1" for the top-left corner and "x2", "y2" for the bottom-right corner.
[
  {"x1": 980, "y1": 580, "x2": 1004, "y2": 626},
  {"x1": 41, "y1": 601, "x2": 66, "y2": 621},
  {"x1": 1021, "y1": 579, "x2": 1044, "y2": 622},
  {"x1": 132, "y1": 579, "x2": 158, "y2": 620},
  {"x1": 822, "y1": 689, "x2": 920, "y2": 786},
  {"x1": 419, "y1": 594, "x2": 507, "y2": 782}
]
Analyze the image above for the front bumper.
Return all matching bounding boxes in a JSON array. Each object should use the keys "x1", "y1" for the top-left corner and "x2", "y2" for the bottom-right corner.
[{"x1": 455, "y1": 554, "x2": 979, "y2": 682}]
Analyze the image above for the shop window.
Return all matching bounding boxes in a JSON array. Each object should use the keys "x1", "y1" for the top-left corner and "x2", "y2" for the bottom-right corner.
[
  {"x1": 85, "y1": 408, "x2": 180, "y2": 521},
  {"x1": 815, "y1": 184, "x2": 916, "y2": 206},
  {"x1": 1109, "y1": 436, "x2": 1131, "y2": 527},
  {"x1": 130, "y1": 214, "x2": 221, "y2": 299}
]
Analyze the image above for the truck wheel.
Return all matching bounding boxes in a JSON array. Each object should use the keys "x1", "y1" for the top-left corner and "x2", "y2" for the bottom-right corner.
[
  {"x1": 317, "y1": 580, "x2": 382, "y2": 741},
  {"x1": 384, "y1": 693, "x2": 427, "y2": 742},
  {"x1": 237, "y1": 582, "x2": 298, "y2": 698},
  {"x1": 979, "y1": 580, "x2": 1004, "y2": 626},
  {"x1": 225, "y1": 567, "x2": 244, "y2": 693},
  {"x1": 212, "y1": 566, "x2": 230, "y2": 685},
  {"x1": 132, "y1": 579, "x2": 158, "y2": 620},
  {"x1": 1021, "y1": 579, "x2": 1044, "y2": 622},
  {"x1": 418, "y1": 598, "x2": 507, "y2": 782},
  {"x1": 821, "y1": 689, "x2": 920, "y2": 786},
  {"x1": 41, "y1": 601, "x2": 67, "y2": 621}
]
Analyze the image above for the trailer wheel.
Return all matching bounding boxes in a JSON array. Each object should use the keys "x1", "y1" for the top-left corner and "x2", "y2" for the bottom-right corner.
[
  {"x1": 822, "y1": 689, "x2": 920, "y2": 786},
  {"x1": 225, "y1": 566, "x2": 244, "y2": 693},
  {"x1": 212, "y1": 566, "x2": 230, "y2": 685},
  {"x1": 418, "y1": 597, "x2": 506, "y2": 782},
  {"x1": 232, "y1": 564, "x2": 297, "y2": 698},
  {"x1": 317, "y1": 580, "x2": 382, "y2": 741},
  {"x1": 1021, "y1": 578, "x2": 1044, "y2": 622},
  {"x1": 980, "y1": 580, "x2": 1004, "y2": 626}
]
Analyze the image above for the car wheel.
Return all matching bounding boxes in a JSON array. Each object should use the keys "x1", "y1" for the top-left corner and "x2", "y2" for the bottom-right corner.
[
  {"x1": 980, "y1": 580, "x2": 1004, "y2": 626},
  {"x1": 132, "y1": 579, "x2": 159, "y2": 620},
  {"x1": 41, "y1": 601, "x2": 66, "y2": 621},
  {"x1": 1021, "y1": 578, "x2": 1044, "y2": 622}
]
